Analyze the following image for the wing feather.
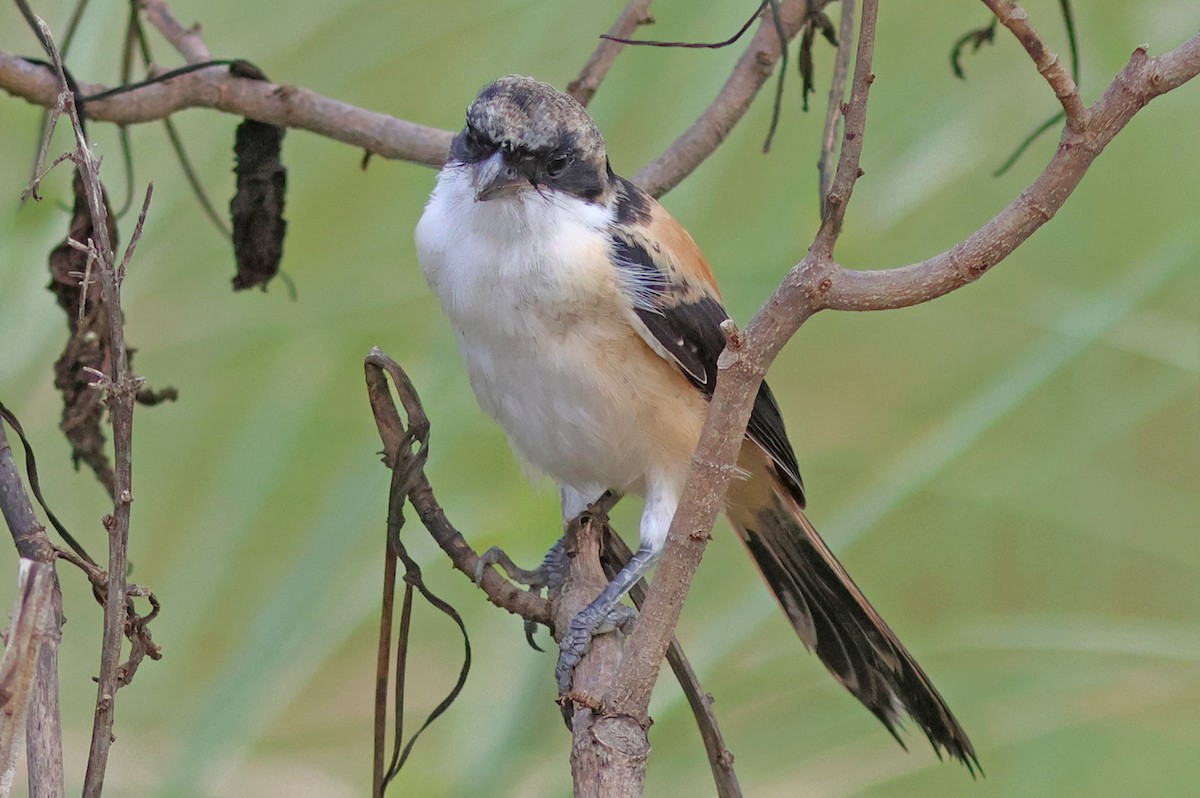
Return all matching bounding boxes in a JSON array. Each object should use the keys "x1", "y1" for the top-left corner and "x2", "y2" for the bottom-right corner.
[{"x1": 608, "y1": 178, "x2": 805, "y2": 504}]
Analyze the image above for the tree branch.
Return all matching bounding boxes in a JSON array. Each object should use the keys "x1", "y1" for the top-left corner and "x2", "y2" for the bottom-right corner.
[
  {"x1": 0, "y1": 0, "x2": 833, "y2": 197},
  {"x1": 817, "y1": 0, "x2": 856, "y2": 212},
  {"x1": 0, "y1": 50, "x2": 455, "y2": 168},
  {"x1": 631, "y1": 0, "x2": 820, "y2": 197},
  {"x1": 568, "y1": 0, "x2": 655, "y2": 107},
  {"x1": 812, "y1": 0, "x2": 877, "y2": 256},
  {"x1": 0, "y1": 420, "x2": 63, "y2": 798},
  {"x1": 364, "y1": 349, "x2": 552, "y2": 626},
  {"x1": 607, "y1": 5, "x2": 1200, "y2": 724},
  {"x1": 138, "y1": 0, "x2": 212, "y2": 64},
  {"x1": 982, "y1": 0, "x2": 1085, "y2": 130}
]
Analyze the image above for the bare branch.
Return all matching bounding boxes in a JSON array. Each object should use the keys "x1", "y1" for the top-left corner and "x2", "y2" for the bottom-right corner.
[
  {"x1": 607, "y1": 10, "x2": 1200, "y2": 726},
  {"x1": 21, "y1": 17, "x2": 157, "y2": 795},
  {"x1": 117, "y1": 184, "x2": 154, "y2": 285},
  {"x1": 818, "y1": 32, "x2": 1200, "y2": 312},
  {"x1": 0, "y1": 50, "x2": 455, "y2": 168},
  {"x1": 557, "y1": 515, "x2": 648, "y2": 797},
  {"x1": 982, "y1": 0, "x2": 1086, "y2": 130},
  {"x1": 813, "y1": 0, "x2": 877, "y2": 257},
  {"x1": 818, "y1": 0, "x2": 855, "y2": 211},
  {"x1": 568, "y1": 0, "x2": 655, "y2": 107},
  {"x1": 0, "y1": 560, "x2": 53, "y2": 794},
  {"x1": 364, "y1": 350, "x2": 552, "y2": 626},
  {"x1": 0, "y1": 417, "x2": 65, "y2": 798},
  {"x1": 138, "y1": 0, "x2": 212, "y2": 64},
  {"x1": 631, "y1": 0, "x2": 819, "y2": 197}
]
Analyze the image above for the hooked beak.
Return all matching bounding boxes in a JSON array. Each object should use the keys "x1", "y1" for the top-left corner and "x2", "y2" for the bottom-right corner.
[{"x1": 471, "y1": 151, "x2": 528, "y2": 201}]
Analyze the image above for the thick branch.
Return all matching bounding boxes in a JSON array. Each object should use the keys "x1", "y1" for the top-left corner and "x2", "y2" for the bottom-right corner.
[
  {"x1": 556, "y1": 517, "x2": 647, "y2": 798},
  {"x1": 631, "y1": 0, "x2": 819, "y2": 196},
  {"x1": 607, "y1": 16, "x2": 1200, "y2": 722}
]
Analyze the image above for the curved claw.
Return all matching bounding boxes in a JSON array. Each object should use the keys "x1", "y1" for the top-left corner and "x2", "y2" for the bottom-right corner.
[
  {"x1": 474, "y1": 545, "x2": 547, "y2": 588},
  {"x1": 524, "y1": 618, "x2": 545, "y2": 652}
]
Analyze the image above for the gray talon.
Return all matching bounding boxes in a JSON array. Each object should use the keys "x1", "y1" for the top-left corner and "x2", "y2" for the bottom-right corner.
[{"x1": 555, "y1": 603, "x2": 637, "y2": 694}]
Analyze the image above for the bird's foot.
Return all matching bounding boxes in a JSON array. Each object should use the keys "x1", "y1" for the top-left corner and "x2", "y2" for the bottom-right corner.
[
  {"x1": 475, "y1": 544, "x2": 549, "y2": 589},
  {"x1": 475, "y1": 540, "x2": 569, "y2": 651},
  {"x1": 555, "y1": 601, "x2": 637, "y2": 694}
]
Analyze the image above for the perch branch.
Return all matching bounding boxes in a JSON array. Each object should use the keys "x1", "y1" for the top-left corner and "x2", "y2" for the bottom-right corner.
[
  {"x1": 364, "y1": 349, "x2": 551, "y2": 626},
  {"x1": 557, "y1": 514, "x2": 647, "y2": 798},
  {"x1": 607, "y1": 6, "x2": 1200, "y2": 723},
  {"x1": 365, "y1": 350, "x2": 741, "y2": 795}
]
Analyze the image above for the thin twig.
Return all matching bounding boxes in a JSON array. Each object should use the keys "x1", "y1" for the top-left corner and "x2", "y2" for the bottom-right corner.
[
  {"x1": 993, "y1": 108, "x2": 1064, "y2": 176},
  {"x1": 117, "y1": 184, "x2": 154, "y2": 285},
  {"x1": 138, "y1": 0, "x2": 212, "y2": 64},
  {"x1": 364, "y1": 350, "x2": 552, "y2": 626},
  {"x1": 600, "y1": 1, "x2": 765, "y2": 49},
  {"x1": 813, "y1": 0, "x2": 877, "y2": 256},
  {"x1": 982, "y1": 0, "x2": 1086, "y2": 130},
  {"x1": 818, "y1": 0, "x2": 855, "y2": 213},
  {"x1": 568, "y1": 0, "x2": 655, "y2": 107},
  {"x1": 26, "y1": 18, "x2": 149, "y2": 797},
  {"x1": 129, "y1": 4, "x2": 234, "y2": 238},
  {"x1": 19, "y1": 96, "x2": 67, "y2": 204}
]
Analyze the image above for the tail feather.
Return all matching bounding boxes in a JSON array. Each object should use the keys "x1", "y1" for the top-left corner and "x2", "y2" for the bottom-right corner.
[{"x1": 727, "y1": 444, "x2": 980, "y2": 774}]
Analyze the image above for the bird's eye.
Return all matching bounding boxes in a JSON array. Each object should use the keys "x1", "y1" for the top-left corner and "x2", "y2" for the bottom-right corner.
[{"x1": 546, "y1": 156, "x2": 569, "y2": 179}]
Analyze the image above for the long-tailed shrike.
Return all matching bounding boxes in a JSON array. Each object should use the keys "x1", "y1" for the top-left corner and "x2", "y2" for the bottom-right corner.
[{"x1": 415, "y1": 75, "x2": 977, "y2": 771}]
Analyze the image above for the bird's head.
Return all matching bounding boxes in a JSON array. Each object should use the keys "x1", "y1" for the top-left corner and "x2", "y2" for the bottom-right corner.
[{"x1": 451, "y1": 75, "x2": 610, "y2": 203}]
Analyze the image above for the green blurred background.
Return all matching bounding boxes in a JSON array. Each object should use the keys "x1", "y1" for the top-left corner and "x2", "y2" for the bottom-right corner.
[{"x1": 1, "y1": 1, "x2": 1197, "y2": 795}]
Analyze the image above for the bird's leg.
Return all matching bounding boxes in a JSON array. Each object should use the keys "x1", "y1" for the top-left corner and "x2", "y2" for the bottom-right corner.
[
  {"x1": 555, "y1": 545, "x2": 656, "y2": 694},
  {"x1": 555, "y1": 481, "x2": 672, "y2": 692}
]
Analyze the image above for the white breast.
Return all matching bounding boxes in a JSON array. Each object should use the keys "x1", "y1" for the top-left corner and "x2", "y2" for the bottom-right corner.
[{"x1": 415, "y1": 166, "x2": 672, "y2": 495}]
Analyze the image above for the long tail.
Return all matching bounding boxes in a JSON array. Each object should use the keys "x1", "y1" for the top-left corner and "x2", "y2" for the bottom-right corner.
[{"x1": 726, "y1": 444, "x2": 979, "y2": 774}]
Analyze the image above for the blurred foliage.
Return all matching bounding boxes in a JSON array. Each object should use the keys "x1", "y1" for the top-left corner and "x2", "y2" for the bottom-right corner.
[{"x1": 0, "y1": 1, "x2": 1197, "y2": 796}]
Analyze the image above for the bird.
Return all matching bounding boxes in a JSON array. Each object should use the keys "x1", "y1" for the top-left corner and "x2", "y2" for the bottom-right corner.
[{"x1": 415, "y1": 74, "x2": 978, "y2": 772}]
